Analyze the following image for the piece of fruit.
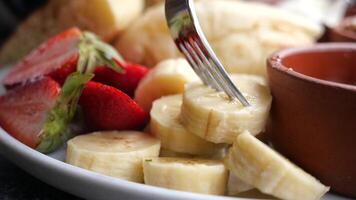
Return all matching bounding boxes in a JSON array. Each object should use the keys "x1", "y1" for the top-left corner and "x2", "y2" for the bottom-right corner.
[
  {"x1": 0, "y1": 0, "x2": 145, "y2": 65},
  {"x1": 93, "y1": 62, "x2": 149, "y2": 97},
  {"x1": 1, "y1": 28, "x2": 125, "y2": 153},
  {"x1": 3, "y1": 28, "x2": 81, "y2": 87},
  {"x1": 226, "y1": 131, "x2": 329, "y2": 200},
  {"x1": 159, "y1": 149, "x2": 194, "y2": 158},
  {"x1": 66, "y1": 131, "x2": 160, "y2": 182},
  {"x1": 181, "y1": 74, "x2": 272, "y2": 144},
  {"x1": 79, "y1": 81, "x2": 147, "y2": 131},
  {"x1": 150, "y1": 94, "x2": 226, "y2": 156},
  {"x1": 227, "y1": 173, "x2": 254, "y2": 196},
  {"x1": 143, "y1": 157, "x2": 228, "y2": 195},
  {"x1": 134, "y1": 58, "x2": 199, "y2": 112},
  {"x1": 0, "y1": 77, "x2": 60, "y2": 148},
  {"x1": 3, "y1": 28, "x2": 123, "y2": 88}
]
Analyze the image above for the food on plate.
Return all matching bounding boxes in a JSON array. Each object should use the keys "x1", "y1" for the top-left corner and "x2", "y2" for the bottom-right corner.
[
  {"x1": 150, "y1": 95, "x2": 226, "y2": 156},
  {"x1": 227, "y1": 173, "x2": 254, "y2": 196},
  {"x1": 159, "y1": 148, "x2": 194, "y2": 158},
  {"x1": 226, "y1": 132, "x2": 329, "y2": 200},
  {"x1": 0, "y1": 27, "x2": 148, "y2": 153},
  {"x1": 143, "y1": 157, "x2": 228, "y2": 195},
  {"x1": 116, "y1": 0, "x2": 323, "y2": 76},
  {"x1": 134, "y1": 58, "x2": 198, "y2": 112},
  {"x1": 2, "y1": 27, "x2": 124, "y2": 88},
  {"x1": 0, "y1": 77, "x2": 60, "y2": 149},
  {"x1": 66, "y1": 131, "x2": 160, "y2": 182},
  {"x1": 0, "y1": 0, "x2": 144, "y2": 65},
  {"x1": 2, "y1": 28, "x2": 81, "y2": 87},
  {"x1": 93, "y1": 63, "x2": 149, "y2": 97},
  {"x1": 0, "y1": 2, "x2": 333, "y2": 198},
  {"x1": 181, "y1": 74, "x2": 272, "y2": 144},
  {"x1": 79, "y1": 81, "x2": 147, "y2": 131},
  {"x1": 160, "y1": 147, "x2": 228, "y2": 160}
]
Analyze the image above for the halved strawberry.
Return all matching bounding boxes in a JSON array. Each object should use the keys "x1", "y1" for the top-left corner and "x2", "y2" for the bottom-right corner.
[
  {"x1": 0, "y1": 77, "x2": 60, "y2": 148},
  {"x1": 3, "y1": 28, "x2": 81, "y2": 87},
  {"x1": 79, "y1": 81, "x2": 147, "y2": 131},
  {"x1": 93, "y1": 62, "x2": 149, "y2": 97}
]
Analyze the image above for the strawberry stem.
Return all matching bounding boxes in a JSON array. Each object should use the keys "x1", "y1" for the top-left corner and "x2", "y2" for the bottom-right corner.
[
  {"x1": 77, "y1": 32, "x2": 124, "y2": 74},
  {"x1": 36, "y1": 72, "x2": 93, "y2": 153}
]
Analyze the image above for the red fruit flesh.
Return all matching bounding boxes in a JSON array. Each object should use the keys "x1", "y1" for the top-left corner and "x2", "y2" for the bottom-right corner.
[
  {"x1": 93, "y1": 63, "x2": 149, "y2": 97},
  {"x1": 3, "y1": 28, "x2": 81, "y2": 87},
  {"x1": 0, "y1": 78, "x2": 60, "y2": 148},
  {"x1": 79, "y1": 81, "x2": 147, "y2": 131}
]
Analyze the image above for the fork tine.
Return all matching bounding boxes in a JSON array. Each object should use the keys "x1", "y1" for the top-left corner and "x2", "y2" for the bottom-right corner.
[
  {"x1": 182, "y1": 41, "x2": 222, "y2": 91},
  {"x1": 178, "y1": 42, "x2": 211, "y2": 86},
  {"x1": 192, "y1": 39, "x2": 250, "y2": 106},
  {"x1": 189, "y1": 40, "x2": 229, "y2": 95},
  {"x1": 165, "y1": 0, "x2": 249, "y2": 106}
]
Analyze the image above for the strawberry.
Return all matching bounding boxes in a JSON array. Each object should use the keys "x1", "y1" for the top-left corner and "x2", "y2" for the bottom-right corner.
[
  {"x1": 0, "y1": 28, "x2": 126, "y2": 153},
  {"x1": 79, "y1": 81, "x2": 147, "y2": 131},
  {"x1": 3, "y1": 28, "x2": 81, "y2": 87},
  {"x1": 93, "y1": 62, "x2": 149, "y2": 97},
  {"x1": 3, "y1": 27, "x2": 123, "y2": 88},
  {"x1": 0, "y1": 77, "x2": 61, "y2": 148}
]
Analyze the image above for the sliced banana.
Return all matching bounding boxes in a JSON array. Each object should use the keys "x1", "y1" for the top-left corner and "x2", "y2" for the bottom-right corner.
[
  {"x1": 226, "y1": 132, "x2": 329, "y2": 200},
  {"x1": 181, "y1": 74, "x2": 272, "y2": 144},
  {"x1": 159, "y1": 148, "x2": 194, "y2": 158},
  {"x1": 143, "y1": 157, "x2": 228, "y2": 195},
  {"x1": 227, "y1": 173, "x2": 254, "y2": 196},
  {"x1": 150, "y1": 95, "x2": 226, "y2": 156},
  {"x1": 66, "y1": 131, "x2": 160, "y2": 183},
  {"x1": 160, "y1": 148, "x2": 228, "y2": 161},
  {"x1": 134, "y1": 58, "x2": 199, "y2": 112}
]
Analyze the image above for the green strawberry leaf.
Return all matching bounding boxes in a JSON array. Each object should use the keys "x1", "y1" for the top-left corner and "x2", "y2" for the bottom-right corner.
[
  {"x1": 78, "y1": 32, "x2": 124, "y2": 74},
  {"x1": 36, "y1": 72, "x2": 94, "y2": 153}
]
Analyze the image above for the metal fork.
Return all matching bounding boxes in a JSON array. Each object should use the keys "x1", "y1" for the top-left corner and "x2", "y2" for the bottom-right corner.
[{"x1": 165, "y1": 0, "x2": 250, "y2": 106}]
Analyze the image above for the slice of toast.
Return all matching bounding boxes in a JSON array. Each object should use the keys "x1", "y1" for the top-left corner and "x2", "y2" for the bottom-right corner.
[{"x1": 0, "y1": 0, "x2": 144, "y2": 66}]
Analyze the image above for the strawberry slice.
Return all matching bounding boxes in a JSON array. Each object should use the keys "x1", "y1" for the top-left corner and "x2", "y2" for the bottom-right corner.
[
  {"x1": 3, "y1": 28, "x2": 81, "y2": 87},
  {"x1": 93, "y1": 62, "x2": 149, "y2": 97},
  {"x1": 0, "y1": 77, "x2": 60, "y2": 148},
  {"x1": 79, "y1": 81, "x2": 147, "y2": 131}
]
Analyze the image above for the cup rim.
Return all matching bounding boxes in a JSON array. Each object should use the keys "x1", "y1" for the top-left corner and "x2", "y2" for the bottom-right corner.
[{"x1": 267, "y1": 43, "x2": 356, "y2": 92}]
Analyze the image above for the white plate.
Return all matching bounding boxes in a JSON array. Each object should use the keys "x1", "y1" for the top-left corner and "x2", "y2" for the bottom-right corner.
[{"x1": 0, "y1": 69, "x2": 351, "y2": 200}]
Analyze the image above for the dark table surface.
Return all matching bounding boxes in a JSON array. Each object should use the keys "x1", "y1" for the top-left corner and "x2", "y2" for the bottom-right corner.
[{"x1": 0, "y1": 155, "x2": 81, "y2": 200}]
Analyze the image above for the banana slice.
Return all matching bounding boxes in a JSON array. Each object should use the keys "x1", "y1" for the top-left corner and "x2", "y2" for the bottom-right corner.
[
  {"x1": 181, "y1": 74, "x2": 272, "y2": 144},
  {"x1": 143, "y1": 157, "x2": 228, "y2": 195},
  {"x1": 134, "y1": 58, "x2": 199, "y2": 112},
  {"x1": 159, "y1": 148, "x2": 194, "y2": 158},
  {"x1": 66, "y1": 131, "x2": 160, "y2": 183},
  {"x1": 226, "y1": 132, "x2": 329, "y2": 200},
  {"x1": 150, "y1": 95, "x2": 226, "y2": 156},
  {"x1": 160, "y1": 148, "x2": 228, "y2": 161},
  {"x1": 227, "y1": 173, "x2": 254, "y2": 196}
]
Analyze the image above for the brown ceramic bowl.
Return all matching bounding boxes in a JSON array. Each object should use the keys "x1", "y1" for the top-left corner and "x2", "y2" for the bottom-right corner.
[
  {"x1": 329, "y1": 16, "x2": 356, "y2": 42},
  {"x1": 267, "y1": 43, "x2": 356, "y2": 198}
]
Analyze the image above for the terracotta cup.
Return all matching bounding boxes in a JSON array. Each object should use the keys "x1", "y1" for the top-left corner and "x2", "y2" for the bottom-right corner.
[{"x1": 267, "y1": 43, "x2": 356, "y2": 198}]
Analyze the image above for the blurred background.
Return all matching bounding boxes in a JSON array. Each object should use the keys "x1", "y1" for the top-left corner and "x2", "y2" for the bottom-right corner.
[
  {"x1": 0, "y1": 0, "x2": 47, "y2": 45},
  {"x1": 0, "y1": 0, "x2": 355, "y2": 46}
]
